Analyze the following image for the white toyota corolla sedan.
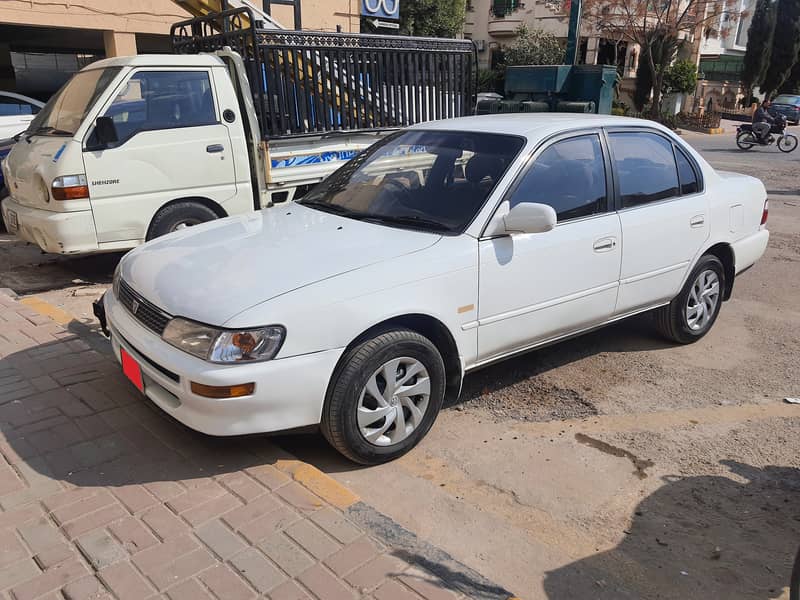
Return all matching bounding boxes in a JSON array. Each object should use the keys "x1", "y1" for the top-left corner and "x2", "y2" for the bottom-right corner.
[{"x1": 102, "y1": 114, "x2": 770, "y2": 464}]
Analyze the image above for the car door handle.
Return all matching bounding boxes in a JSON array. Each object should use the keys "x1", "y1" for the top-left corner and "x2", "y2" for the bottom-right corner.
[
  {"x1": 593, "y1": 237, "x2": 617, "y2": 252},
  {"x1": 690, "y1": 215, "x2": 705, "y2": 227},
  {"x1": 206, "y1": 144, "x2": 224, "y2": 153}
]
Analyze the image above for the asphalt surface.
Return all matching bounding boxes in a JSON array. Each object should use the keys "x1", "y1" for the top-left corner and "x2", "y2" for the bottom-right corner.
[{"x1": 1, "y1": 122, "x2": 799, "y2": 599}]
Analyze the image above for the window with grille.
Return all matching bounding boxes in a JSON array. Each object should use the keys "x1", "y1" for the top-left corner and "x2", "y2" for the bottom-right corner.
[{"x1": 492, "y1": 0, "x2": 519, "y2": 17}]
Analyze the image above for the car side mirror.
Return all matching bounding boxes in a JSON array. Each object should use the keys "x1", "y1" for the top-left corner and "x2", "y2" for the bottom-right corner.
[
  {"x1": 92, "y1": 116, "x2": 118, "y2": 148},
  {"x1": 486, "y1": 202, "x2": 557, "y2": 236}
]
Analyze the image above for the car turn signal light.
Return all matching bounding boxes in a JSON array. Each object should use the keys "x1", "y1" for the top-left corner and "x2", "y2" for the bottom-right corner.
[
  {"x1": 52, "y1": 174, "x2": 89, "y2": 201},
  {"x1": 190, "y1": 381, "x2": 255, "y2": 399}
]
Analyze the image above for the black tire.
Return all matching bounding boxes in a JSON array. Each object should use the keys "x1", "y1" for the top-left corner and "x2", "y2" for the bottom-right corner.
[
  {"x1": 791, "y1": 544, "x2": 800, "y2": 600},
  {"x1": 778, "y1": 134, "x2": 798, "y2": 153},
  {"x1": 147, "y1": 201, "x2": 219, "y2": 241},
  {"x1": 321, "y1": 328, "x2": 446, "y2": 465},
  {"x1": 736, "y1": 131, "x2": 756, "y2": 150},
  {"x1": 653, "y1": 255, "x2": 725, "y2": 344}
]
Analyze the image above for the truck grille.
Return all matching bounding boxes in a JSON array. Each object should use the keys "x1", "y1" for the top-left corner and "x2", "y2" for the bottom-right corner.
[{"x1": 118, "y1": 279, "x2": 171, "y2": 336}]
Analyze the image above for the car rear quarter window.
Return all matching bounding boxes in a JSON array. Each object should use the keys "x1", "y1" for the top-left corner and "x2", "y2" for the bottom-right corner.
[
  {"x1": 675, "y1": 145, "x2": 699, "y2": 195},
  {"x1": 508, "y1": 134, "x2": 608, "y2": 221},
  {"x1": 609, "y1": 132, "x2": 679, "y2": 207}
]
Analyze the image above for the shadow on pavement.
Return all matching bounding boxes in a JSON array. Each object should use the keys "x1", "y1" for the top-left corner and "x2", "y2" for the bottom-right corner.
[{"x1": 543, "y1": 461, "x2": 800, "y2": 600}]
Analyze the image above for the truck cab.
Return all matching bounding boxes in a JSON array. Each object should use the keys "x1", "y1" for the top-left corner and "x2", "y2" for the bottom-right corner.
[
  {"x1": 1, "y1": 54, "x2": 253, "y2": 254},
  {"x1": 1, "y1": 6, "x2": 477, "y2": 255}
]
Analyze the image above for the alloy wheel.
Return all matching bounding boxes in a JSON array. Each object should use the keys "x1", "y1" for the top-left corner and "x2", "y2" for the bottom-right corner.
[
  {"x1": 357, "y1": 357, "x2": 430, "y2": 446},
  {"x1": 685, "y1": 269, "x2": 720, "y2": 331}
]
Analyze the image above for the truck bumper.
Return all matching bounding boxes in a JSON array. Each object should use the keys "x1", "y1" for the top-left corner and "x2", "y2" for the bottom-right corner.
[{"x1": 1, "y1": 196, "x2": 98, "y2": 254}]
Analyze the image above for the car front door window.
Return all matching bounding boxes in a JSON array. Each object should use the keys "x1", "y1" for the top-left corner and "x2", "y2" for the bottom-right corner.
[{"x1": 508, "y1": 134, "x2": 608, "y2": 221}]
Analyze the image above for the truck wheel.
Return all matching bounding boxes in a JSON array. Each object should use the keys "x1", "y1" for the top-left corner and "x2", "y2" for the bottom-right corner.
[
  {"x1": 147, "y1": 202, "x2": 219, "y2": 241},
  {"x1": 654, "y1": 255, "x2": 725, "y2": 344},
  {"x1": 321, "y1": 329, "x2": 446, "y2": 465}
]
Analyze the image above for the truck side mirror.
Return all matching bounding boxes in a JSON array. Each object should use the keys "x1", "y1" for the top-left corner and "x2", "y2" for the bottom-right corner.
[{"x1": 94, "y1": 116, "x2": 118, "y2": 148}]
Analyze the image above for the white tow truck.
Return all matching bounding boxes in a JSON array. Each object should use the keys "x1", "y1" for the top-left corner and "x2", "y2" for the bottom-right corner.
[{"x1": 1, "y1": 1, "x2": 476, "y2": 254}]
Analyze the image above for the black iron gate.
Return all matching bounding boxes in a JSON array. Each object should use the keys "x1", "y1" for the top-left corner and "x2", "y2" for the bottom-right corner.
[{"x1": 171, "y1": 8, "x2": 477, "y2": 139}]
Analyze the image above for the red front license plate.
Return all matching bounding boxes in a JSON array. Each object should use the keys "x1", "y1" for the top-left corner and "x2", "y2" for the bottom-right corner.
[{"x1": 120, "y1": 348, "x2": 144, "y2": 392}]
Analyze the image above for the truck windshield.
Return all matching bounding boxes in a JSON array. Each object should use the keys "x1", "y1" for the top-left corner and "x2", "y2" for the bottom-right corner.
[
  {"x1": 299, "y1": 130, "x2": 525, "y2": 234},
  {"x1": 26, "y1": 67, "x2": 122, "y2": 137}
]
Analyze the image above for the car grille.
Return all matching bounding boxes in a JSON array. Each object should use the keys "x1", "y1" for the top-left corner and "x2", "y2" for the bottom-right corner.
[{"x1": 118, "y1": 279, "x2": 171, "y2": 336}]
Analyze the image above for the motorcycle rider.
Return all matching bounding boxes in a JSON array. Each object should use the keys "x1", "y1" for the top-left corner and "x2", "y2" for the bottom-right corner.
[{"x1": 752, "y1": 99, "x2": 775, "y2": 144}]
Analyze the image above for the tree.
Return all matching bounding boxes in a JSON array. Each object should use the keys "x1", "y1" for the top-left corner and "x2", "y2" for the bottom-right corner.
[
  {"x1": 396, "y1": 0, "x2": 466, "y2": 38},
  {"x1": 779, "y1": 58, "x2": 800, "y2": 93},
  {"x1": 584, "y1": 0, "x2": 738, "y2": 117},
  {"x1": 503, "y1": 25, "x2": 564, "y2": 66},
  {"x1": 761, "y1": 0, "x2": 800, "y2": 95},
  {"x1": 741, "y1": 0, "x2": 778, "y2": 90},
  {"x1": 662, "y1": 59, "x2": 698, "y2": 95},
  {"x1": 633, "y1": 46, "x2": 654, "y2": 111}
]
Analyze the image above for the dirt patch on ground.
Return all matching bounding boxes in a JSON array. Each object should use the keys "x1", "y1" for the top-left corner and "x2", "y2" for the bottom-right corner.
[{"x1": 454, "y1": 373, "x2": 599, "y2": 422}]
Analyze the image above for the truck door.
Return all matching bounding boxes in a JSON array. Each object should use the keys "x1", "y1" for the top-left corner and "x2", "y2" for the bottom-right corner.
[{"x1": 82, "y1": 68, "x2": 238, "y2": 244}]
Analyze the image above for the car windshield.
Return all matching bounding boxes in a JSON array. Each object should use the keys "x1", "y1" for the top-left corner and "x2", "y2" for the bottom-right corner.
[
  {"x1": 773, "y1": 95, "x2": 800, "y2": 106},
  {"x1": 26, "y1": 67, "x2": 122, "y2": 137},
  {"x1": 299, "y1": 130, "x2": 525, "y2": 233}
]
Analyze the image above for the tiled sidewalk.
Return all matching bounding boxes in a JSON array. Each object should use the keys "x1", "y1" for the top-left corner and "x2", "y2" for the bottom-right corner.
[{"x1": 0, "y1": 292, "x2": 497, "y2": 600}]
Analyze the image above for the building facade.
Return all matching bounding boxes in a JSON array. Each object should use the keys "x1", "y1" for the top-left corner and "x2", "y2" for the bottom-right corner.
[
  {"x1": 0, "y1": 0, "x2": 360, "y2": 99},
  {"x1": 692, "y1": 0, "x2": 754, "y2": 112},
  {"x1": 464, "y1": 0, "x2": 640, "y2": 95}
]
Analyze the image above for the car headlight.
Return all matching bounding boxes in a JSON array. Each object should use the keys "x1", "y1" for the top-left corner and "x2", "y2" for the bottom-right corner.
[{"x1": 162, "y1": 317, "x2": 285, "y2": 363}]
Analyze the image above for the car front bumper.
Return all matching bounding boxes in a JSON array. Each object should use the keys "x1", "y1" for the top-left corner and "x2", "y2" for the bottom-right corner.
[
  {"x1": 103, "y1": 290, "x2": 344, "y2": 436},
  {"x1": 1, "y1": 196, "x2": 98, "y2": 254}
]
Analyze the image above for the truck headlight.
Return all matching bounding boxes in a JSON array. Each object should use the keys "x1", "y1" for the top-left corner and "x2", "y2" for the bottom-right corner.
[{"x1": 162, "y1": 317, "x2": 285, "y2": 363}]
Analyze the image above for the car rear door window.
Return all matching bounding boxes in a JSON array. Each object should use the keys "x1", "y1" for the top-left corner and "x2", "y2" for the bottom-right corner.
[
  {"x1": 609, "y1": 132, "x2": 679, "y2": 207},
  {"x1": 0, "y1": 96, "x2": 39, "y2": 116},
  {"x1": 675, "y1": 145, "x2": 699, "y2": 195},
  {"x1": 508, "y1": 134, "x2": 608, "y2": 221}
]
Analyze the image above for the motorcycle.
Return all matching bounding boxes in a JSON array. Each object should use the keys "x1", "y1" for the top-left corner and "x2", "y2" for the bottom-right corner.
[{"x1": 736, "y1": 114, "x2": 798, "y2": 152}]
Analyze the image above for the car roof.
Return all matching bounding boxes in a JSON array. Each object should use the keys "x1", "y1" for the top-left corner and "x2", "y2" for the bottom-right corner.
[
  {"x1": 411, "y1": 113, "x2": 672, "y2": 141},
  {"x1": 82, "y1": 54, "x2": 224, "y2": 71},
  {"x1": 0, "y1": 91, "x2": 44, "y2": 107}
]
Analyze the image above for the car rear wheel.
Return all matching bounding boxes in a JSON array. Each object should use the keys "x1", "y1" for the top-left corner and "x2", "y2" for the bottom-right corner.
[
  {"x1": 321, "y1": 328, "x2": 446, "y2": 464},
  {"x1": 147, "y1": 201, "x2": 219, "y2": 241},
  {"x1": 654, "y1": 255, "x2": 725, "y2": 344}
]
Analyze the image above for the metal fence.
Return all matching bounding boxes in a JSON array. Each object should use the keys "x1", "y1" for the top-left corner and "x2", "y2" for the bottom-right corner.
[{"x1": 171, "y1": 8, "x2": 477, "y2": 139}]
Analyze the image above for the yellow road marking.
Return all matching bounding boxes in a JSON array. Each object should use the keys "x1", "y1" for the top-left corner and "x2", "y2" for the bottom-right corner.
[
  {"x1": 19, "y1": 296, "x2": 74, "y2": 325},
  {"x1": 276, "y1": 458, "x2": 360, "y2": 509}
]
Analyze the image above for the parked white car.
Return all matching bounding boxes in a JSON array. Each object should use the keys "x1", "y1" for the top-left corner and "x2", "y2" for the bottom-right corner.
[
  {"x1": 101, "y1": 114, "x2": 770, "y2": 464},
  {"x1": 0, "y1": 91, "x2": 44, "y2": 139}
]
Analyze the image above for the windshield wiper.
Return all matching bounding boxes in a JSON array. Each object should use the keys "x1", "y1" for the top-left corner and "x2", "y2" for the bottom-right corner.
[
  {"x1": 362, "y1": 214, "x2": 453, "y2": 232},
  {"x1": 31, "y1": 126, "x2": 73, "y2": 136},
  {"x1": 298, "y1": 200, "x2": 354, "y2": 215}
]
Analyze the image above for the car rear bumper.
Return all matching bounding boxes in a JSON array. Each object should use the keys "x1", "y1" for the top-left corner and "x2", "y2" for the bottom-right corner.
[
  {"x1": 732, "y1": 228, "x2": 769, "y2": 274},
  {"x1": 1, "y1": 196, "x2": 98, "y2": 254},
  {"x1": 103, "y1": 290, "x2": 343, "y2": 436}
]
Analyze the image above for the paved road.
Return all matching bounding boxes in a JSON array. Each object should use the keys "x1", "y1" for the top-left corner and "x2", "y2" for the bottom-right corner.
[{"x1": 1, "y1": 125, "x2": 799, "y2": 599}]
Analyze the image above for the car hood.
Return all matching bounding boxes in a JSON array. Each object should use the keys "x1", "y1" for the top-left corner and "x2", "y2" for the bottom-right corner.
[{"x1": 120, "y1": 204, "x2": 441, "y2": 326}]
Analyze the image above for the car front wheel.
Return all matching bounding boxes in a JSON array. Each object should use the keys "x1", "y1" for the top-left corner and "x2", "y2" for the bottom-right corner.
[
  {"x1": 654, "y1": 255, "x2": 725, "y2": 344},
  {"x1": 321, "y1": 328, "x2": 446, "y2": 465}
]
